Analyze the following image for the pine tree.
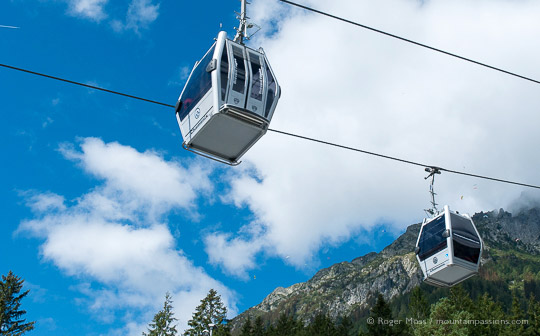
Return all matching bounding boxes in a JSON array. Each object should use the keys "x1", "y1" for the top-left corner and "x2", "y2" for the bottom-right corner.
[
  {"x1": 143, "y1": 292, "x2": 178, "y2": 336},
  {"x1": 502, "y1": 292, "x2": 526, "y2": 336},
  {"x1": 239, "y1": 316, "x2": 252, "y2": 336},
  {"x1": 270, "y1": 313, "x2": 303, "y2": 336},
  {"x1": 184, "y1": 289, "x2": 228, "y2": 336},
  {"x1": 307, "y1": 313, "x2": 338, "y2": 336},
  {"x1": 470, "y1": 293, "x2": 505, "y2": 336},
  {"x1": 252, "y1": 316, "x2": 265, "y2": 336},
  {"x1": 336, "y1": 315, "x2": 353, "y2": 336},
  {"x1": 414, "y1": 297, "x2": 474, "y2": 336},
  {"x1": 448, "y1": 285, "x2": 473, "y2": 313},
  {"x1": 525, "y1": 295, "x2": 540, "y2": 336},
  {"x1": 0, "y1": 271, "x2": 35, "y2": 335},
  {"x1": 409, "y1": 287, "x2": 430, "y2": 320},
  {"x1": 365, "y1": 293, "x2": 408, "y2": 336}
]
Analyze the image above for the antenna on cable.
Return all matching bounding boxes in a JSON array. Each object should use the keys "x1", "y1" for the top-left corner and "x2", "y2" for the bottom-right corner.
[
  {"x1": 424, "y1": 167, "x2": 441, "y2": 217},
  {"x1": 234, "y1": 0, "x2": 248, "y2": 44},
  {"x1": 233, "y1": 0, "x2": 260, "y2": 45}
]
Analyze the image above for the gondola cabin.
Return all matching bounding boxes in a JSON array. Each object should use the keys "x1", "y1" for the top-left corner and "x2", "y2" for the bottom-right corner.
[
  {"x1": 415, "y1": 205, "x2": 482, "y2": 287},
  {"x1": 175, "y1": 31, "x2": 280, "y2": 165}
]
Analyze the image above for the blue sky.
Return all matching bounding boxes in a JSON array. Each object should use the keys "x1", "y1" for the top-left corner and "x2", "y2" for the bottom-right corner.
[{"x1": 3, "y1": 0, "x2": 540, "y2": 335}]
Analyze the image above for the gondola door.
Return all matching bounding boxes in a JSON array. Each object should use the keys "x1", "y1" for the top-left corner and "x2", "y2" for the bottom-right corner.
[
  {"x1": 245, "y1": 50, "x2": 267, "y2": 117},
  {"x1": 224, "y1": 40, "x2": 249, "y2": 111}
]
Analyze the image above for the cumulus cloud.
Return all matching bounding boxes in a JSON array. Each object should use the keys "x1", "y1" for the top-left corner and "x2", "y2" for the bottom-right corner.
[
  {"x1": 204, "y1": 232, "x2": 265, "y2": 279},
  {"x1": 205, "y1": 0, "x2": 540, "y2": 272},
  {"x1": 66, "y1": 0, "x2": 108, "y2": 21},
  {"x1": 62, "y1": 0, "x2": 159, "y2": 32},
  {"x1": 24, "y1": 192, "x2": 66, "y2": 213},
  {"x1": 59, "y1": 137, "x2": 211, "y2": 218},
  {"x1": 18, "y1": 138, "x2": 235, "y2": 333},
  {"x1": 112, "y1": 0, "x2": 160, "y2": 33}
]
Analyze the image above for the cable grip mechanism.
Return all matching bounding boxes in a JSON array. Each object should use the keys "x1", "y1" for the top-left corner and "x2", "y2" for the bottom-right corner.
[{"x1": 424, "y1": 167, "x2": 441, "y2": 217}]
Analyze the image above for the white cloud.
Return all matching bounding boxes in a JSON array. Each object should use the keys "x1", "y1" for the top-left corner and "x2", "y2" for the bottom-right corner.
[
  {"x1": 59, "y1": 137, "x2": 212, "y2": 219},
  {"x1": 18, "y1": 138, "x2": 235, "y2": 334},
  {"x1": 127, "y1": 0, "x2": 159, "y2": 28},
  {"x1": 112, "y1": 0, "x2": 160, "y2": 33},
  {"x1": 66, "y1": 0, "x2": 108, "y2": 21},
  {"x1": 168, "y1": 66, "x2": 193, "y2": 87},
  {"x1": 61, "y1": 0, "x2": 159, "y2": 32},
  {"x1": 24, "y1": 192, "x2": 66, "y2": 213},
  {"x1": 206, "y1": 0, "x2": 540, "y2": 272},
  {"x1": 204, "y1": 232, "x2": 265, "y2": 279}
]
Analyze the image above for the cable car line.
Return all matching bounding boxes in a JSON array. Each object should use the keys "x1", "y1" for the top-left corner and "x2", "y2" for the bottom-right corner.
[
  {"x1": 267, "y1": 129, "x2": 540, "y2": 190},
  {"x1": 278, "y1": 0, "x2": 540, "y2": 86},
  {"x1": 0, "y1": 63, "x2": 175, "y2": 108},
  {"x1": 267, "y1": 128, "x2": 427, "y2": 168},
  {"x1": 2, "y1": 61, "x2": 540, "y2": 190}
]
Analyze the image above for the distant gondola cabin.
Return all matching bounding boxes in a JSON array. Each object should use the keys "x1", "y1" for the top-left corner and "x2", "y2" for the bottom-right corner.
[
  {"x1": 175, "y1": 31, "x2": 280, "y2": 165},
  {"x1": 415, "y1": 205, "x2": 483, "y2": 287}
]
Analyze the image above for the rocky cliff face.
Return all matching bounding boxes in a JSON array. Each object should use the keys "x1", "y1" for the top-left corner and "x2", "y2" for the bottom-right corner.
[
  {"x1": 230, "y1": 207, "x2": 540, "y2": 332},
  {"x1": 475, "y1": 208, "x2": 540, "y2": 254}
]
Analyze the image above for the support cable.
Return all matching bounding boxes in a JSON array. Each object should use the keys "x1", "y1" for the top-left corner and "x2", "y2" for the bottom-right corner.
[
  {"x1": 2, "y1": 62, "x2": 539, "y2": 190},
  {"x1": 0, "y1": 63, "x2": 175, "y2": 108},
  {"x1": 278, "y1": 0, "x2": 540, "y2": 86},
  {"x1": 267, "y1": 129, "x2": 540, "y2": 190}
]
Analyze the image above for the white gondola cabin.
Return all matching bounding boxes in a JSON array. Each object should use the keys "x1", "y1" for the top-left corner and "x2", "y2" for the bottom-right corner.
[
  {"x1": 175, "y1": 31, "x2": 280, "y2": 165},
  {"x1": 415, "y1": 205, "x2": 482, "y2": 287}
]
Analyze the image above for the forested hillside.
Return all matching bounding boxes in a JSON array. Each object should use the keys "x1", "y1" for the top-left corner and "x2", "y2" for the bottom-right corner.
[{"x1": 230, "y1": 207, "x2": 540, "y2": 335}]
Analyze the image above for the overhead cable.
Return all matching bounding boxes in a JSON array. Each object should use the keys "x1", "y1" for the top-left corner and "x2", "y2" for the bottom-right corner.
[
  {"x1": 2, "y1": 62, "x2": 539, "y2": 190},
  {"x1": 278, "y1": 0, "x2": 540, "y2": 86},
  {"x1": 267, "y1": 129, "x2": 540, "y2": 190},
  {"x1": 0, "y1": 63, "x2": 175, "y2": 108}
]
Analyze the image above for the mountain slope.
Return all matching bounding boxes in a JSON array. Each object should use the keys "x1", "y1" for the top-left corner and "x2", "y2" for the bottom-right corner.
[{"x1": 230, "y1": 207, "x2": 540, "y2": 333}]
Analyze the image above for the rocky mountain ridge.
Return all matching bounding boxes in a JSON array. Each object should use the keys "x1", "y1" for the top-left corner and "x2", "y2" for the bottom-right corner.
[{"x1": 230, "y1": 207, "x2": 540, "y2": 332}]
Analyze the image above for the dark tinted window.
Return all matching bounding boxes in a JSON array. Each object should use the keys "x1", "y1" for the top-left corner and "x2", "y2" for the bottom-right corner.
[
  {"x1": 178, "y1": 45, "x2": 216, "y2": 121},
  {"x1": 418, "y1": 215, "x2": 448, "y2": 261},
  {"x1": 220, "y1": 45, "x2": 229, "y2": 101},
  {"x1": 232, "y1": 45, "x2": 246, "y2": 94},
  {"x1": 450, "y1": 214, "x2": 481, "y2": 264},
  {"x1": 264, "y1": 61, "x2": 277, "y2": 119},
  {"x1": 450, "y1": 214, "x2": 480, "y2": 242},
  {"x1": 249, "y1": 52, "x2": 263, "y2": 101},
  {"x1": 453, "y1": 239, "x2": 480, "y2": 264}
]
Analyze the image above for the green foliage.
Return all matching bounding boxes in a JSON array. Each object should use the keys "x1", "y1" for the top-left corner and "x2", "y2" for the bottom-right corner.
[
  {"x1": 362, "y1": 293, "x2": 410, "y2": 336},
  {"x1": 143, "y1": 292, "x2": 177, "y2": 336},
  {"x1": 526, "y1": 295, "x2": 540, "y2": 336},
  {"x1": 0, "y1": 271, "x2": 35, "y2": 336},
  {"x1": 470, "y1": 293, "x2": 505, "y2": 336},
  {"x1": 449, "y1": 285, "x2": 474, "y2": 313},
  {"x1": 410, "y1": 285, "x2": 540, "y2": 336},
  {"x1": 269, "y1": 313, "x2": 303, "y2": 336},
  {"x1": 502, "y1": 293, "x2": 527, "y2": 335},
  {"x1": 414, "y1": 297, "x2": 473, "y2": 336},
  {"x1": 252, "y1": 316, "x2": 264, "y2": 336},
  {"x1": 184, "y1": 289, "x2": 229, "y2": 336},
  {"x1": 239, "y1": 316, "x2": 252, "y2": 336},
  {"x1": 232, "y1": 292, "x2": 540, "y2": 336},
  {"x1": 336, "y1": 315, "x2": 354, "y2": 336},
  {"x1": 234, "y1": 312, "x2": 357, "y2": 336},
  {"x1": 409, "y1": 287, "x2": 430, "y2": 320},
  {"x1": 306, "y1": 314, "x2": 338, "y2": 336},
  {"x1": 525, "y1": 281, "x2": 540, "y2": 302},
  {"x1": 230, "y1": 210, "x2": 540, "y2": 336}
]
